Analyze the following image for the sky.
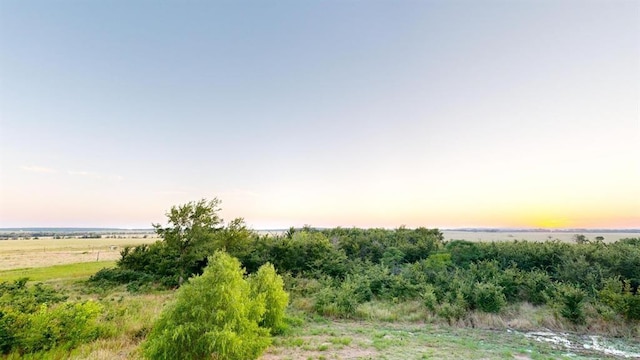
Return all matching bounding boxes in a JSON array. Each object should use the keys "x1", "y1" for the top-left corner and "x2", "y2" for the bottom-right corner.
[{"x1": 0, "y1": 0, "x2": 638, "y2": 230}]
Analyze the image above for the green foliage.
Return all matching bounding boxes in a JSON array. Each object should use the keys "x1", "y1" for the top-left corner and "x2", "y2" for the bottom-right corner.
[
  {"x1": 152, "y1": 198, "x2": 224, "y2": 284},
  {"x1": 446, "y1": 240, "x2": 484, "y2": 268},
  {"x1": 314, "y1": 283, "x2": 355, "y2": 318},
  {"x1": 554, "y1": 284, "x2": 586, "y2": 324},
  {"x1": 242, "y1": 230, "x2": 348, "y2": 278},
  {"x1": 325, "y1": 227, "x2": 443, "y2": 265},
  {"x1": 472, "y1": 282, "x2": 506, "y2": 313},
  {"x1": 437, "y1": 291, "x2": 468, "y2": 324},
  {"x1": 381, "y1": 247, "x2": 405, "y2": 268},
  {"x1": 89, "y1": 267, "x2": 156, "y2": 291},
  {"x1": 0, "y1": 278, "x2": 67, "y2": 313},
  {"x1": 421, "y1": 284, "x2": 438, "y2": 312},
  {"x1": 598, "y1": 277, "x2": 640, "y2": 321},
  {"x1": 519, "y1": 270, "x2": 553, "y2": 305},
  {"x1": 84, "y1": 199, "x2": 640, "y2": 337},
  {"x1": 0, "y1": 279, "x2": 102, "y2": 355},
  {"x1": 249, "y1": 263, "x2": 289, "y2": 334},
  {"x1": 89, "y1": 199, "x2": 265, "y2": 290},
  {"x1": 219, "y1": 217, "x2": 255, "y2": 260},
  {"x1": 143, "y1": 251, "x2": 273, "y2": 360},
  {"x1": 17, "y1": 301, "x2": 102, "y2": 353}
]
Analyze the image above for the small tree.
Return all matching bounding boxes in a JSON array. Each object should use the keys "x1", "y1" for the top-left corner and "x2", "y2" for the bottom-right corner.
[
  {"x1": 143, "y1": 251, "x2": 271, "y2": 360},
  {"x1": 153, "y1": 199, "x2": 224, "y2": 284},
  {"x1": 472, "y1": 282, "x2": 506, "y2": 313},
  {"x1": 555, "y1": 284, "x2": 586, "y2": 324},
  {"x1": 249, "y1": 263, "x2": 289, "y2": 334},
  {"x1": 573, "y1": 234, "x2": 588, "y2": 244}
]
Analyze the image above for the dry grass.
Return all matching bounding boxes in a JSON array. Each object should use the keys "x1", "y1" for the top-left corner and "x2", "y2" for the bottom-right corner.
[
  {"x1": 0, "y1": 237, "x2": 157, "y2": 270},
  {"x1": 70, "y1": 292, "x2": 173, "y2": 360},
  {"x1": 441, "y1": 231, "x2": 638, "y2": 243}
]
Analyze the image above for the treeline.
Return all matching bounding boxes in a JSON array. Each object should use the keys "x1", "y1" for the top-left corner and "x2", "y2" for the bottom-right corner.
[{"x1": 91, "y1": 199, "x2": 639, "y2": 326}]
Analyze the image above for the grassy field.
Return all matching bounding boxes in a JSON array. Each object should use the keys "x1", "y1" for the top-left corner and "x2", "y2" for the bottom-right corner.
[
  {"x1": 0, "y1": 261, "x2": 115, "y2": 282},
  {"x1": 262, "y1": 320, "x2": 620, "y2": 360},
  {"x1": 0, "y1": 237, "x2": 157, "y2": 270}
]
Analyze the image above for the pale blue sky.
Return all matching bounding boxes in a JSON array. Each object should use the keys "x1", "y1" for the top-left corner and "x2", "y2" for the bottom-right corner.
[{"x1": 1, "y1": 1, "x2": 638, "y2": 229}]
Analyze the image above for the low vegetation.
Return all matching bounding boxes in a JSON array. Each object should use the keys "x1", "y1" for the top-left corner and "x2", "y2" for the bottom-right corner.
[
  {"x1": 1, "y1": 198, "x2": 638, "y2": 359},
  {"x1": 143, "y1": 251, "x2": 287, "y2": 360},
  {"x1": 0, "y1": 279, "x2": 101, "y2": 355}
]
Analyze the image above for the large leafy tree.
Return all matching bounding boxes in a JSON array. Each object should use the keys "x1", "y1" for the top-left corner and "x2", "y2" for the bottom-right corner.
[{"x1": 152, "y1": 198, "x2": 224, "y2": 284}]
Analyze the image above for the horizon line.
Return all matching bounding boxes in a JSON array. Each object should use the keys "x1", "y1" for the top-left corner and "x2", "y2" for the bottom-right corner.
[{"x1": 1, "y1": 226, "x2": 639, "y2": 232}]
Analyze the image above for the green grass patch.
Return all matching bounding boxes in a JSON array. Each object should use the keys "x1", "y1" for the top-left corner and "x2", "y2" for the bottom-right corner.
[
  {"x1": 262, "y1": 320, "x2": 636, "y2": 359},
  {"x1": 0, "y1": 261, "x2": 116, "y2": 282}
]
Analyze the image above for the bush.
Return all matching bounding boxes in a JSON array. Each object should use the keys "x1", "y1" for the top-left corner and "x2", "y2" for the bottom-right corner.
[
  {"x1": 249, "y1": 263, "x2": 289, "y2": 334},
  {"x1": 446, "y1": 240, "x2": 483, "y2": 268},
  {"x1": 554, "y1": 284, "x2": 586, "y2": 324},
  {"x1": 313, "y1": 283, "x2": 359, "y2": 318},
  {"x1": 312, "y1": 275, "x2": 375, "y2": 318},
  {"x1": 0, "y1": 280, "x2": 101, "y2": 355},
  {"x1": 520, "y1": 270, "x2": 553, "y2": 305},
  {"x1": 437, "y1": 291, "x2": 467, "y2": 325},
  {"x1": 143, "y1": 251, "x2": 272, "y2": 360},
  {"x1": 472, "y1": 282, "x2": 506, "y2": 313},
  {"x1": 17, "y1": 301, "x2": 102, "y2": 353},
  {"x1": 599, "y1": 277, "x2": 640, "y2": 321},
  {"x1": 421, "y1": 284, "x2": 438, "y2": 312},
  {"x1": 89, "y1": 268, "x2": 156, "y2": 291}
]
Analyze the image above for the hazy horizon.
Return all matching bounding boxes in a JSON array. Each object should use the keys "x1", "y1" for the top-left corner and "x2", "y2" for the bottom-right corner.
[
  {"x1": 1, "y1": 226, "x2": 639, "y2": 232},
  {"x1": 1, "y1": 1, "x2": 638, "y2": 230}
]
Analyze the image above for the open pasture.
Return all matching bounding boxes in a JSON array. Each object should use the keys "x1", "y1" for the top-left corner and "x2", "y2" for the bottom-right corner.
[
  {"x1": 0, "y1": 261, "x2": 116, "y2": 282},
  {"x1": 441, "y1": 231, "x2": 639, "y2": 243},
  {"x1": 0, "y1": 237, "x2": 157, "y2": 271}
]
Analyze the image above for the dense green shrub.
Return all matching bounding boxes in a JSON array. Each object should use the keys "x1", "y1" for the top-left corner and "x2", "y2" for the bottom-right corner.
[
  {"x1": 520, "y1": 270, "x2": 553, "y2": 305},
  {"x1": 313, "y1": 280, "x2": 363, "y2": 318},
  {"x1": 0, "y1": 279, "x2": 67, "y2": 313},
  {"x1": 89, "y1": 199, "x2": 265, "y2": 290},
  {"x1": 17, "y1": 301, "x2": 102, "y2": 353},
  {"x1": 554, "y1": 284, "x2": 586, "y2": 324},
  {"x1": 472, "y1": 282, "x2": 507, "y2": 313},
  {"x1": 0, "y1": 280, "x2": 102, "y2": 355},
  {"x1": 324, "y1": 227, "x2": 443, "y2": 265},
  {"x1": 143, "y1": 251, "x2": 275, "y2": 360},
  {"x1": 447, "y1": 240, "x2": 484, "y2": 268},
  {"x1": 89, "y1": 268, "x2": 157, "y2": 291},
  {"x1": 350, "y1": 262, "x2": 393, "y2": 298},
  {"x1": 421, "y1": 284, "x2": 438, "y2": 312},
  {"x1": 599, "y1": 278, "x2": 640, "y2": 321},
  {"x1": 437, "y1": 291, "x2": 468, "y2": 325},
  {"x1": 248, "y1": 263, "x2": 289, "y2": 334}
]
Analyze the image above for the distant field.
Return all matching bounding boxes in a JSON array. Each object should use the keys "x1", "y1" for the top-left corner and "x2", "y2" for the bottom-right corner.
[
  {"x1": 0, "y1": 261, "x2": 116, "y2": 282},
  {"x1": 441, "y1": 231, "x2": 639, "y2": 243},
  {"x1": 0, "y1": 237, "x2": 157, "y2": 271}
]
